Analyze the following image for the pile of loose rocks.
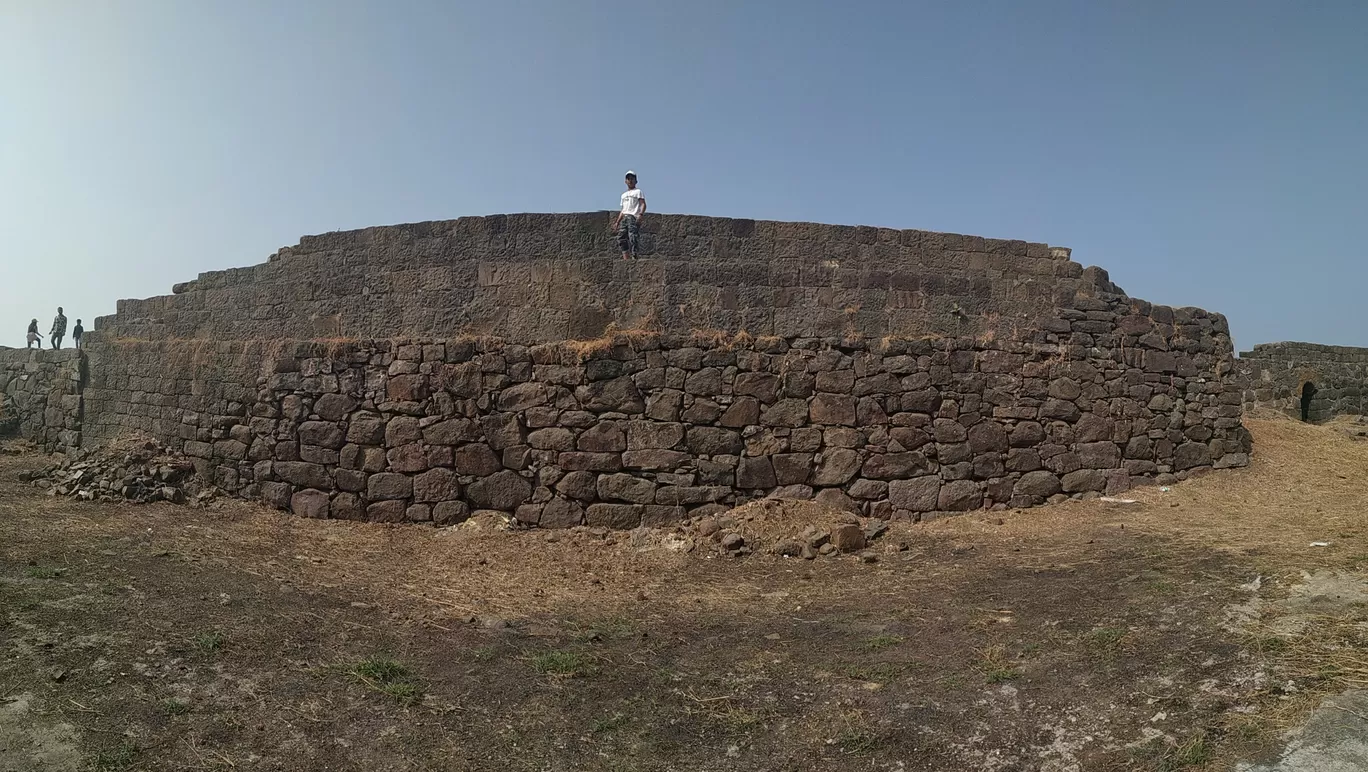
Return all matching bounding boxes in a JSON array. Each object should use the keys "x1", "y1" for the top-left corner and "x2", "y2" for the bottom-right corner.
[
  {"x1": 637, "y1": 499, "x2": 900, "y2": 560},
  {"x1": 18, "y1": 442, "x2": 211, "y2": 505},
  {"x1": 1334, "y1": 416, "x2": 1368, "y2": 441}
]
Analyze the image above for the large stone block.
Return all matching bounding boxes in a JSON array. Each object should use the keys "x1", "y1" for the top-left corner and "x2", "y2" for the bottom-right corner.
[
  {"x1": 937, "y1": 480, "x2": 983, "y2": 511},
  {"x1": 577, "y1": 376, "x2": 644, "y2": 413},
  {"x1": 387, "y1": 442, "x2": 431, "y2": 473},
  {"x1": 966, "y1": 421, "x2": 1008, "y2": 453},
  {"x1": 811, "y1": 448, "x2": 861, "y2": 486},
  {"x1": 480, "y1": 413, "x2": 525, "y2": 450},
  {"x1": 578, "y1": 421, "x2": 626, "y2": 452},
  {"x1": 367, "y1": 500, "x2": 408, "y2": 523},
  {"x1": 1077, "y1": 441, "x2": 1121, "y2": 469},
  {"x1": 539, "y1": 497, "x2": 584, "y2": 528},
  {"x1": 733, "y1": 372, "x2": 779, "y2": 403},
  {"x1": 810, "y1": 393, "x2": 856, "y2": 426},
  {"x1": 585, "y1": 503, "x2": 643, "y2": 529},
  {"x1": 760, "y1": 398, "x2": 808, "y2": 427},
  {"x1": 687, "y1": 427, "x2": 742, "y2": 456},
  {"x1": 719, "y1": 397, "x2": 760, "y2": 427},
  {"x1": 347, "y1": 414, "x2": 387, "y2": 446},
  {"x1": 596, "y1": 473, "x2": 656, "y2": 504},
  {"x1": 559, "y1": 451, "x2": 625, "y2": 472},
  {"x1": 1061, "y1": 469, "x2": 1105, "y2": 493},
  {"x1": 414, "y1": 468, "x2": 461, "y2": 502},
  {"x1": 889, "y1": 476, "x2": 939, "y2": 512},
  {"x1": 772, "y1": 453, "x2": 812, "y2": 485},
  {"x1": 1014, "y1": 470, "x2": 1061, "y2": 498},
  {"x1": 423, "y1": 418, "x2": 480, "y2": 445},
  {"x1": 314, "y1": 393, "x2": 357, "y2": 422},
  {"x1": 368, "y1": 472, "x2": 413, "y2": 500},
  {"x1": 467, "y1": 469, "x2": 532, "y2": 511},
  {"x1": 861, "y1": 452, "x2": 930, "y2": 480},
  {"x1": 528, "y1": 427, "x2": 575, "y2": 451},
  {"x1": 274, "y1": 461, "x2": 330, "y2": 489},
  {"x1": 736, "y1": 456, "x2": 777, "y2": 488},
  {"x1": 1173, "y1": 441, "x2": 1212, "y2": 470},
  {"x1": 555, "y1": 470, "x2": 598, "y2": 501},
  {"x1": 385, "y1": 416, "x2": 422, "y2": 447},
  {"x1": 259, "y1": 481, "x2": 292, "y2": 510}
]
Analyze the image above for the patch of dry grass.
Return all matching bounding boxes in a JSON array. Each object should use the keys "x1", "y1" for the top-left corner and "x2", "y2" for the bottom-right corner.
[{"x1": 564, "y1": 323, "x2": 662, "y2": 361}]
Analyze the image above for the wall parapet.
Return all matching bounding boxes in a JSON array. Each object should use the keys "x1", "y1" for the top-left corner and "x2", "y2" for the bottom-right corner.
[{"x1": 93, "y1": 213, "x2": 1127, "y2": 345}]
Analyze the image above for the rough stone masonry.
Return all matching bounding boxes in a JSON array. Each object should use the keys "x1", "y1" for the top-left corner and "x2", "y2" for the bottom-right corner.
[
  {"x1": 1238, "y1": 342, "x2": 1368, "y2": 422},
  {"x1": 11, "y1": 212, "x2": 1253, "y2": 526}
]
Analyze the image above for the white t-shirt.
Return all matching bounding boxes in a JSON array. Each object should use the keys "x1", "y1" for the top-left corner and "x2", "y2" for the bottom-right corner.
[{"x1": 620, "y1": 188, "x2": 645, "y2": 218}]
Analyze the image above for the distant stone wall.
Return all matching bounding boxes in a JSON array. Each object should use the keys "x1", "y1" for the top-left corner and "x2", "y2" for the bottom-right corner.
[
  {"x1": 1238, "y1": 342, "x2": 1368, "y2": 421},
  {"x1": 94, "y1": 213, "x2": 1111, "y2": 344},
  {"x1": 0, "y1": 348, "x2": 84, "y2": 451}
]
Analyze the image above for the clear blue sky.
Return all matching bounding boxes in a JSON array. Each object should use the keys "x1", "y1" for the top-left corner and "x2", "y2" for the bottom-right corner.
[{"x1": 2, "y1": 1, "x2": 1365, "y2": 351}]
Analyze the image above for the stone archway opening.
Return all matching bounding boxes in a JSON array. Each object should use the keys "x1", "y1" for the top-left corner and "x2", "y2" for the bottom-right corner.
[{"x1": 1301, "y1": 381, "x2": 1317, "y2": 422}]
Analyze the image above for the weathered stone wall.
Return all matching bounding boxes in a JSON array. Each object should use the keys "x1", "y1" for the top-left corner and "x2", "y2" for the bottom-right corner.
[
  {"x1": 1238, "y1": 342, "x2": 1368, "y2": 421},
  {"x1": 77, "y1": 212, "x2": 1250, "y2": 526},
  {"x1": 94, "y1": 213, "x2": 1111, "y2": 344},
  {"x1": 0, "y1": 348, "x2": 84, "y2": 451},
  {"x1": 80, "y1": 317, "x2": 1248, "y2": 526}
]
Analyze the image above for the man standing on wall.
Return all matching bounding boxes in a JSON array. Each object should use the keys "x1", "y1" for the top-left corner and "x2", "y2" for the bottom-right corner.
[
  {"x1": 613, "y1": 171, "x2": 646, "y2": 260},
  {"x1": 72, "y1": 319, "x2": 84, "y2": 349},
  {"x1": 50, "y1": 307, "x2": 66, "y2": 350}
]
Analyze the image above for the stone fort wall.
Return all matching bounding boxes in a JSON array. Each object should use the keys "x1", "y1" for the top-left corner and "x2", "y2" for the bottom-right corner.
[
  {"x1": 1238, "y1": 342, "x2": 1368, "y2": 421},
  {"x1": 96, "y1": 212, "x2": 1111, "y2": 344},
  {"x1": 64, "y1": 213, "x2": 1251, "y2": 526},
  {"x1": 0, "y1": 348, "x2": 84, "y2": 452}
]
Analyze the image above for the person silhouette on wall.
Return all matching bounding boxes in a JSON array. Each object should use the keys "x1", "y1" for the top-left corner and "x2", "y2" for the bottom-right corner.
[
  {"x1": 613, "y1": 171, "x2": 646, "y2": 260},
  {"x1": 26, "y1": 319, "x2": 42, "y2": 349},
  {"x1": 50, "y1": 307, "x2": 67, "y2": 349},
  {"x1": 72, "y1": 319, "x2": 84, "y2": 349}
]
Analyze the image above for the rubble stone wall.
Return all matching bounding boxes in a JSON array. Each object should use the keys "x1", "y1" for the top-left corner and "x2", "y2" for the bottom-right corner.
[
  {"x1": 80, "y1": 318, "x2": 1249, "y2": 526},
  {"x1": 1237, "y1": 342, "x2": 1368, "y2": 421},
  {"x1": 0, "y1": 348, "x2": 84, "y2": 451},
  {"x1": 77, "y1": 213, "x2": 1251, "y2": 526}
]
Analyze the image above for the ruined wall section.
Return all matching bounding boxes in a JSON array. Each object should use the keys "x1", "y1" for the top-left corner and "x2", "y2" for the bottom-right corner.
[
  {"x1": 80, "y1": 291, "x2": 1249, "y2": 526},
  {"x1": 1238, "y1": 342, "x2": 1368, "y2": 421},
  {"x1": 0, "y1": 348, "x2": 84, "y2": 451},
  {"x1": 94, "y1": 213, "x2": 1116, "y2": 345}
]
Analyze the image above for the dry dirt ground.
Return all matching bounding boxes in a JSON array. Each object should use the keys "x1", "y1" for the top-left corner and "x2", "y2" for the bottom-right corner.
[{"x1": 2, "y1": 416, "x2": 1368, "y2": 772}]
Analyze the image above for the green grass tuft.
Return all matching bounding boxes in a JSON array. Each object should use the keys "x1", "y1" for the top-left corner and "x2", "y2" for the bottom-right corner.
[
  {"x1": 193, "y1": 631, "x2": 225, "y2": 653},
  {"x1": 159, "y1": 698, "x2": 190, "y2": 716},
  {"x1": 92, "y1": 740, "x2": 138, "y2": 771},
  {"x1": 349, "y1": 655, "x2": 423, "y2": 705},
  {"x1": 861, "y1": 634, "x2": 904, "y2": 652},
  {"x1": 531, "y1": 649, "x2": 597, "y2": 677}
]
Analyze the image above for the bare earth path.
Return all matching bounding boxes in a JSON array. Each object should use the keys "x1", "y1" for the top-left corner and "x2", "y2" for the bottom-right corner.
[{"x1": 2, "y1": 417, "x2": 1366, "y2": 771}]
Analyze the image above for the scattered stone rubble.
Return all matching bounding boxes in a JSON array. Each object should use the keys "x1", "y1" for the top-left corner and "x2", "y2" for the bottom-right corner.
[
  {"x1": 18, "y1": 441, "x2": 213, "y2": 505},
  {"x1": 613, "y1": 499, "x2": 902, "y2": 560},
  {"x1": 1334, "y1": 416, "x2": 1368, "y2": 441}
]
